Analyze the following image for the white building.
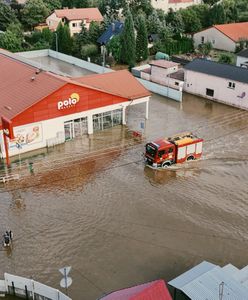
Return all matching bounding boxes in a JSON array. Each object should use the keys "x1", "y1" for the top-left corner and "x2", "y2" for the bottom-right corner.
[
  {"x1": 151, "y1": 0, "x2": 201, "y2": 13},
  {"x1": 193, "y1": 22, "x2": 248, "y2": 52},
  {"x1": 46, "y1": 8, "x2": 103, "y2": 36},
  {"x1": 236, "y1": 48, "x2": 248, "y2": 68},
  {"x1": 184, "y1": 59, "x2": 248, "y2": 110}
]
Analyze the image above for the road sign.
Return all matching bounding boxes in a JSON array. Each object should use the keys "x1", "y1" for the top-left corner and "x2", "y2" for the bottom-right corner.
[
  {"x1": 60, "y1": 277, "x2": 72, "y2": 288},
  {"x1": 59, "y1": 266, "x2": 71, "y2": 276}
]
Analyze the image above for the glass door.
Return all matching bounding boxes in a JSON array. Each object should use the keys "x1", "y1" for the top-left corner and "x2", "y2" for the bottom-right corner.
[{"x1": 64, "y1": 122, "x2": 73, "y2": 140}]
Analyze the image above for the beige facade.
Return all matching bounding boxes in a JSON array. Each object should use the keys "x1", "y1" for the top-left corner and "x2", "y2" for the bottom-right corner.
[
  {"x1": 151, "y1": 0, "x2": 201, "y2": 12},
  {"x1": 193, "y1": 27, "x2": 236, "y2": 52}
]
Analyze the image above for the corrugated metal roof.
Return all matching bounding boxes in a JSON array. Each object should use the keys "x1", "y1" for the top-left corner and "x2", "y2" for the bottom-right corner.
[
  {"x1": 168, "y1": 261, "x2": 216, "y2": 289},
  {"x1": 169, "y1": 262, "x2": 248, "y2": 300},
  {"x1": 185, "y1": 59, "x2": 248, "y2": 84}
]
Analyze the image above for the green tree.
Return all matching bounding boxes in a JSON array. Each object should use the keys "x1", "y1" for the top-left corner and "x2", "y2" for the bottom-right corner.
[
  {"x1": 218, "y1": 53, "x2": 232, "y2": 64},
  {"x1": 147, "y1": 9, "x2": 163, "y2": 34},
  {"x1": 0, "y1": 2, "x2": 18, "y2": 31},
  {"x1": 88, "y1": 21, "x2": 101, "y2": 44},
  {"x1": 21, "y1": 0, "x2": 49, "y2": 29},
  {"x1": 98, "y1": 0, "x2": 125, "y2": 19},
  {"x1": 136, "y1": 14, "x2": 148, "y2": 62},
  {"x1": 43, "y1": 0, "x2": 62, "y2": 12},
  {"x1": 72, "y1": 23, "x2": 89, "y2": 57},
  {"x1": 0, "y1": 30, "x2": 22, "y2": 51},
  {"x1": 198, "y1": 42, "x2": 212, "y2": 56},
  {"x1": 81, "y1": 43, "x2": 98, "y2": 59},
  {"x1": 128, "y1": 0, "x2": 153, "y2": 17},
  {"x1": 54, "y1": 22, "x2": 73, "y2": 54},
  {"x1": 106, "y1": 34, "x2": 121, "y2": 62},
  {"x1": 179, "y1": 8, "x2": 202, "y2": 34},
  {"x1": 120, "y1": 10, "x2": 136, "y2": 68},
  {"x1": 202, "y1": 0, "x2": 219, "y2": 5},
  {"x1": 209, "y1": 4, "x2": 226, "y2": 25},
  {"x1": 165, "y1": 10, "x2": 184, "y2": 37}
]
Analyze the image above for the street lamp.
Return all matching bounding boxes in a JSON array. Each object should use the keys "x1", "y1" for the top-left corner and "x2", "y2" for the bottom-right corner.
[{"x1": 55, "y1": 32, "x2": 58, "y2": 54}]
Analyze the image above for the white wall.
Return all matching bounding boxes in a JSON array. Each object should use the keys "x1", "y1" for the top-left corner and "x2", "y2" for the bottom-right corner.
[
  {"x1": 184, "y1": 69, "x2": 248, "y2": 109},
  {"x1": 194, "y1": 27, "x2": 236, "y2": 52},
  {"x1": 151, "y1": 0, "x2": 201, "y2": 12},
  {"x1": 236, "y1": 55, "x2": 248, "y2": 67},
  {"x1": 46, "y1": 12, "x2": 61, "y2": 31}
]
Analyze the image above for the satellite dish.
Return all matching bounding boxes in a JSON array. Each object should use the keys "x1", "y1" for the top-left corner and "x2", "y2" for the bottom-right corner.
[{"x1": 60, "y1": 277, "x2": 72, "y2": 288}]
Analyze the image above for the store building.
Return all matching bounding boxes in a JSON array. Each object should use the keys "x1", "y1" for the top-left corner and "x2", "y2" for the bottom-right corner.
[{"x1": 0, "y1": 50, "x2": 150, "y2": 159}]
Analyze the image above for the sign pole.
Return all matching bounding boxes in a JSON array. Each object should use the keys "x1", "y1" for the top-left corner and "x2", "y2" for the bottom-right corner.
[
  {"x1": 3, "y1": 133, "x2": 10, "y2": 167},
  {"x1": 64, "y1": 268, "x2": 68, "y2": 295}
]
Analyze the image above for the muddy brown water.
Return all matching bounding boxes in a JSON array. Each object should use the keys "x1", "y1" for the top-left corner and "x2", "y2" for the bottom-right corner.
[{"x1": 1, "y1": 93, "x2": 248, "y2": 300}]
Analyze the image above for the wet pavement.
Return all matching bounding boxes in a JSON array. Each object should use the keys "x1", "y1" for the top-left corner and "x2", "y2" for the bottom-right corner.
[{"x1": 1, "y1": 92, "x2": 248, "y2": 300}]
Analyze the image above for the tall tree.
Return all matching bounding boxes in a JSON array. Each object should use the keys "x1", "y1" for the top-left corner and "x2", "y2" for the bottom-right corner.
[
  {"x1": 0, "y1": 2, "x2": 18, "y2": 31},
  {"x1": 120, "y1": 10, "x2": 136, "y2": 68},
  {"x1": 146, "y1": 9, "x2": 162, "y2": 34},
  {"x1": 88, "y1": 21, "x2": 101, "y2": 44},
  {"x1": 136, "y1": 14, "x2": 148, "y2": 62},
  {"x1": 209, "y1": 4, "x2": 226, "y2": 25},
  {"x1": 21, "y1": 0, "x2": 49, "y2": 29},
  {"x1": 43, "y1": 0, "x2": 62, "y2": 12},
  {"x1": 179, "y1": 8, "x2": 202, "y2": 34},
  {"x1": 0, "y1": 29, "x2": 22, "y2": 51},
  {"x1": 54, "y1": 22, "x2": 73, "y2": 54}
]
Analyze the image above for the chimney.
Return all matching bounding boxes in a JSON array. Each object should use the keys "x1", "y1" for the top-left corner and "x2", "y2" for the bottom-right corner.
[{"x1": 111, "y1": 22, "x2": 115, "y2": 32}]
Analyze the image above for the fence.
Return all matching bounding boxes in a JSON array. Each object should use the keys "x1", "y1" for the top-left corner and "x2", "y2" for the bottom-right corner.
[
  {"x1": 137, "y1": 78, "x2": 182, "y2": 102},
  {"x1": 0, "y1": 273, "x2": 71, "y2": 300}
]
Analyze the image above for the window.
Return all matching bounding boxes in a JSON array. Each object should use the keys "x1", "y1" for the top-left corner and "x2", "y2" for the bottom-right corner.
[
  {"x1": 72, "y1": 23, "x2": 77, "y2": 27},
  {"x1": 228, "y1": 82, "x2": 235, "y2": 89},
  {"x1": 175, "y1": 82, "x2": 179, "y2": 86},
  {"x1": 212, "y1": 39, "x2": 215, "y2": 44},
  {"x1": 206, "y1": 88, "x2": 214, "y2": 97},
  {"x1": 201, "y1": 36, "x2": 204, "y2": 44}
]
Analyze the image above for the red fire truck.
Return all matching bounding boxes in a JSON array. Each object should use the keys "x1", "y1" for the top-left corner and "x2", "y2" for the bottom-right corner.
[{"x1": 144, "y1": 132, "x2": 203, "y2": 168}]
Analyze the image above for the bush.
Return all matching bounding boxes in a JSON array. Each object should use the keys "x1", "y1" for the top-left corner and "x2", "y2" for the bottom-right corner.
[
  {"x1": 218, "y1": 53, "x2": 232, "y2": 64},
  {"x1": 80, "y1": 44, "x2": 98, "y2": 59}
]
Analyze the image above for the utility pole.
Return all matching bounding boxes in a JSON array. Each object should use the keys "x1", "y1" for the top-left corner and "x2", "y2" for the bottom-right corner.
[{"x1": 55, "y1": 32, "x2": 58, "y2": 56}]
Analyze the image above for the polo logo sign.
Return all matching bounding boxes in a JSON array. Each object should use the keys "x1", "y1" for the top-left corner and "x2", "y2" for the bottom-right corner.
[{"x1": 58, "y1": 93, "x2": 80, "y2": 110}]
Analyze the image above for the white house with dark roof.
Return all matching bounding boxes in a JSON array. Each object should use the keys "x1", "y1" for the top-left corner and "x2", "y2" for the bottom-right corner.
[
  {"x1": 193, "y1": 22, "x2": 248, "y2": 52},
  {"x1": 46, "y1": 8, "x2": 103, "y2": 36},
  {"x1": 184, "y1": 59, "x2": 248, "y2": 110},
  {"x1": 236, "y1": 48, "x2": 248, "y2": 68}
]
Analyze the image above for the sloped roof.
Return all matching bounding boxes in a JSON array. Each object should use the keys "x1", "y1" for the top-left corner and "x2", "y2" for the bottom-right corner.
[
  {"x1": 214, "y1": 22, "x2": 248, "y2": 42},
  {"x1": 237, "y1": 48, "x2": 248, "y2": 58},
  {"x1": 97, "y1": 21, "x2": 124, "y2": 45},
  {"x1": 99, "y1": 280, "x2": 172, "y2": 300},
  {"x1": 0, "y1": 50, "x2": 66, "y2": 121},
  {"x1": 184, "y1": 58, "x2": 248, "y2": 84},
  {"x1": 169, "y1": 261, "x2": 248, "y2": 300},
  {"x1": 74, "y1": 70, "x2": 151, "y2": 100},
  {"x1": 54, "y1": 8, "x2": 103, "y2": 22}
]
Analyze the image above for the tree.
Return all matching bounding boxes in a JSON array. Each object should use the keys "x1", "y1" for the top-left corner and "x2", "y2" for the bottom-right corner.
[
  {"x1": 72, "y1": 23, "x2": 89, "y2": 57},
  {"x1": 43, "y1": 0, "x2": 61, "y2": 12},
  {"x1": 0, "y1": 2, "x2": 18, "y2": 31},
  {"x1": 218, "y1": 53, "x2": 232, "y2": 64},
  {"x1": 179, "y1": 8, "x2": 202, "y2": 34},
  {"x1": 146, "y1": 9, "x2": 163, "y2": 34},
  {"x1": 120, "y1": 10, "x2": 136, "y2": 68},
  {"x1": 88, "y1": 21, "x2": 101, "y2": 44},
  {"x1": 21, "y1": 0, "x2": 49, "y2": 29},
  {"x1": 106, "y1": 35, "x2": 121, "y2": 62},
  {"x1": 54, "y1": 22, "x2": 73, "y2": 54},
  {"x1": 81, "y1": 43, "x2": 98, "y2": 59},
  {"x1": 136, "y1": 14, "x2": 148, "y2": 62},
  {"x1": 0, "y1": 30, "x2": 22, "y2": 51},
  {"x1": 198, "y1": 42, "x2": 212, "y2": 56},
  {"x1": 98, "y1": 0, "x2": 125, "y2": 19},
  {"x1": 202, "y1": 0, "x2": 219, "y2": 5},
  {"x1": 127, "y1": 0, "x2": 153, "y2": 17},
  {"x1": 209, "y1": 4, "x2": 226, "y2": 25},
  {"x1": 165, "y1": 10, "x2": 184, "y2": 37}
]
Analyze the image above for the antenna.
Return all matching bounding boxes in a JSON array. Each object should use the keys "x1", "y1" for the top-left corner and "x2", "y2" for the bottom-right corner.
[{"x1": 219, "y1": 282, "x2": 224, "y2": 300}]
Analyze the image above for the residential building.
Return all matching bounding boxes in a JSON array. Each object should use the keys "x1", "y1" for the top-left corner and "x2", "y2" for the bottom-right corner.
[
  {"x1": 46, "y1": 8, "x2": 103, "y2": 36},
  {"x1": 151, "y1": 0, "x2": 202, "y2": 13},
  {"x1": 169, "y1": 261, "x2": 248, "y2": 300},
  {"x1": 236, "y1": 48, "x2": 248, "y2": 68},
  {"x1": 97, "y1": 21, "x2": 124, "y2": 45},
  {"x1": 193, "y1": 22, "x2": 248, "y2": 52},
  {"x1": 184, "y1": 58, "x2": 248, "y2": 110},
  {"x1": 0, "y1": 50, "x2": 150, "y2": 159}
]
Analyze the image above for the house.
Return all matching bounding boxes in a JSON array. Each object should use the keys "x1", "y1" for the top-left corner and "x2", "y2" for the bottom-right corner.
[
  {"x1": 169, "y1": 261, "x2": 248, "y2": 300},
  {"x1": 0, "y1": 49, "x2": 150, "y2": 159},
  {"x1": 184, "y1": 58, "x2": 248, "y2": 110},
  {"x1": 97, "y1": 21, "x2": 124, "y2": 45},
  {"x1": 193, "y1": 22, "x2": 248, "y2": 52},
  {"x1": 236, "y1": 48, "x2": 248, "y2": 68},
  {"x1": 46, "y1": 8, "x2": 103, "y2": 36},
  {"x1": 99, "y1": 280, "x2": 172, "y2": 300},
  {"x1": 151, "y1": 0, "x2": 202, "y2": 13}
]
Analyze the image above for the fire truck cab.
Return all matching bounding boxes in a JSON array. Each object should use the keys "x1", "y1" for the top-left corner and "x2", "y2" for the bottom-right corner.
[{"x1": 145, "y1": 132, "x2": 203, "y2": 168}]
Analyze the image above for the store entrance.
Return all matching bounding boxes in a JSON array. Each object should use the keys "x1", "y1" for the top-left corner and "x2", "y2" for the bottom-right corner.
[{"x1": 64, "y1": 117, "x2": 88, "y2": 140}]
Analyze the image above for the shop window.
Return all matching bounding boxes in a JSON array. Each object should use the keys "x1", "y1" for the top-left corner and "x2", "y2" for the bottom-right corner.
[
  {"x1": 206, "y1": 88, "x2": 214, "y2": 97},
  {"x1": 228, "y1": 82, "x2": 235, "y2": 89}
]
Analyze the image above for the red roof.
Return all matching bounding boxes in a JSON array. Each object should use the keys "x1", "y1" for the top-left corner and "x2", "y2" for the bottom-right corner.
[
  {"x1": 54, "y1": 8, "x2": 103, "y2": 22},
  {"x1": 74, "y1": 70, "x2": 151, "y2": 100},
  {"x1": 150, "y1": 60, "x2": 178, "y2": 69},
  {"x1": 100, "y1": 280, "x2": 172, "y2": 300},
  {"x1": 0, "y1": 51, "x2": 150, "y2": 124},
  {"x1": 214, "y1": 22, "x2": 248, "y2": 42}
]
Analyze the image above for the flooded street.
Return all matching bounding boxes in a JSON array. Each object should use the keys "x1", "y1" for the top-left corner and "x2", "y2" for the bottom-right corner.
[{"x1": 1, "y1": 92, "x2": 248, "y2": 300}]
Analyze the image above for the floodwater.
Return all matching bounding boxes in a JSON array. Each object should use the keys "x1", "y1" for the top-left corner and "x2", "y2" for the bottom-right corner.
[{"x1": 1, "y1": 92, "x2": 248, "y2": 300}]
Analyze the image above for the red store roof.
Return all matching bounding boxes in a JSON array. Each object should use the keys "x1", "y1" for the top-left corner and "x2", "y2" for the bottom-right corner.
[
  {"x1": 99, "y1": 280, "x2": 172, "y2": 300},
  {"x1": 0, "y1": 51, "x2": 150, "y2": 123},
  {"x1": 54, "y1": 8, "x2": 103, "y2": 22}
]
